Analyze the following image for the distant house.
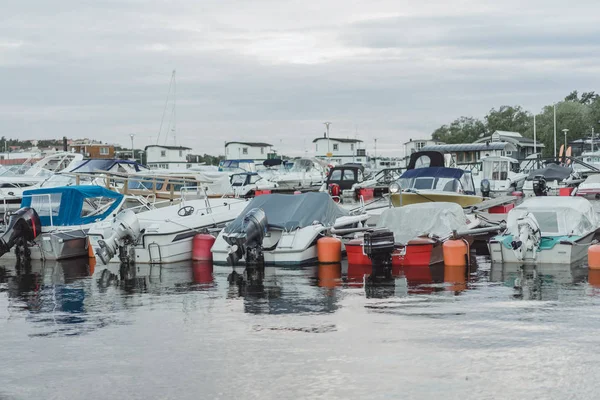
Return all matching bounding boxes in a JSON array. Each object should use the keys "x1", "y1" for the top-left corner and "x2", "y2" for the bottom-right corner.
[
  {"x1": 420, "y1": 142, "x2": 518, "y2": 166},
  {"x1": 474, "y1": 131, "x2": 543, "y2": 159},
  {"x1": 313, "y1": 136, "x2": 365, "y2": 164},
  {"x1": 145, "y1": 145, "x2": 194, "y2": 170},
  {"x1": 69, "y1": 142, "x2": 115, "y2": 159},
  {"x1": 225, "y1": 142, "x2": 273, "y2": 161}
]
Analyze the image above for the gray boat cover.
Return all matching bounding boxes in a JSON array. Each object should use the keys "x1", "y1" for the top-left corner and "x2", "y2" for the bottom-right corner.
[
  {"x1": 224, "y1": 192, "x2": 349, "y2": 232},
  {"x1": 526, "y1": 164, "x2": 572, "y2": 181},
  {"x1": 377, "y1": 202, "x2": 467, "y2": 245}
]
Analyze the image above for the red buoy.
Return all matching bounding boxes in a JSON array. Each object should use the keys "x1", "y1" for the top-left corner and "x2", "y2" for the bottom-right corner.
[
  {"x1": 329, "y1": 183, "x2": 341, "y2": 198},
  {"x1": 192, "y1": 260, "x2": 214, "y2": 284},
  {"x1": 192, "y1": 234, "x2": 216, "y2": 261}
]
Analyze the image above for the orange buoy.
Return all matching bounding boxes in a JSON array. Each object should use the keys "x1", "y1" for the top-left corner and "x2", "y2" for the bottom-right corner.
[
  {"x1": 87, "y1": 239, "x2": 96, "y2": 275},
  {"x1": 192, "y1": 234, "x2": 216, "y2": 261},
  {"x1": 589, "y1": 244, "x2": 600, "y2": 269},
  {"x1": 192, "y1": 260, "x2": 214, "y2": 284},
  {"x1": 318, "y1": 263, "x2": 342, "y2": 288},
  {"x1": 443, "y1": 239, "x2": 468, "y2": 267},
  {"x1": 317, "y1": 236, "x2": 342, "y2": 264}
]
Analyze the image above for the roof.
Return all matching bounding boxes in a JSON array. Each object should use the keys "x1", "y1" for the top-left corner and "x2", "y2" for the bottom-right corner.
[
  {"x1": 421, "y1": 142, "x2": 518, "y2": 152},
  {"x1": 312, "y1": 137, "x2": 363, "y2": 143},
  {"x1": 475, "y1": 133, "x2": 545, "y2": 147},
  {"x1": 493, "y1": 131, "x2": 523, "y2": 138},
  {"x1": 225, "y1": 141, "x2": 272, "y2": 147},
  {"x1": 144, "y1": 145, "x2": 192, "y2": 151}
]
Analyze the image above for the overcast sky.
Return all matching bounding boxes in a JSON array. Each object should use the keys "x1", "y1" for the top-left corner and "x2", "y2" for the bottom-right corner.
[{"x1": 2, "y1": 0, "x2": 600, "y2": 157}]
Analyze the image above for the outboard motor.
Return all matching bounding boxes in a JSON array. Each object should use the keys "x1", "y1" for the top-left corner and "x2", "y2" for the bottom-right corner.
[
  {"x1": 96, "y1": 210, "x2": 141, "y2": 265},
  {"x1": 224, "y1": 208, "x2": 268, "y2": 266},
  {"x1": 364, "y1": 228, "x2": 395, "y2": 277},
  {"x1": 0, "y1": 207, "x2": 42, "y2": 257},
  {"x1": 480, "y1": 179, "x2": 491, "y2": 198},
  {"x1": 532, "y1": 175, "x2": 548, "y2": 196}
]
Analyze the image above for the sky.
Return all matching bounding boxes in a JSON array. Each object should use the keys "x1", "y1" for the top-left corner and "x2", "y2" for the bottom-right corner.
[{"x1": 2, "y1": 0, "x2": 600, "y2": 157}]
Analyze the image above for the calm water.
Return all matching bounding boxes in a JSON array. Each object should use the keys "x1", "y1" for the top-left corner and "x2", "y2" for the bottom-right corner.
[{"x1": 2, "y1": 255, "x2": 600, "y2": 400}]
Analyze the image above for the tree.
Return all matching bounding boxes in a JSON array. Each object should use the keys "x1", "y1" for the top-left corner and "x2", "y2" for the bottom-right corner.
[
  {"x1": 534, "y1": 101, "x2": 590, "y2": 156},
  {"x1": 565, "y1": 90, "x2": 579, "y2": 102},
  {"x1": 431, "y1": 116, "x2": 486, "y2": 144},
  {"x1": 485, "y1": 105, "x2": 532, "y2": 135}
]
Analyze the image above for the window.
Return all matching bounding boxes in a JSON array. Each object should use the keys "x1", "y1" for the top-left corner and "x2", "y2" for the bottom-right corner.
[
  {"x1": 351, "y1": 144, "x2": 354, "y2": 151},
  {"x1": 333, "y1": 144, "x2": 339, "y2": 151},
  {"x1": 330, "y1": 170, "x2": 342, "y2": 180},
  {"x1": 416, "y1": 141, "x2": 426, "y2": 150},
  {"x1": 99, "y1": 147, "x2": 109, "y2": 155},
  {"x1": 226, "y1": 147, "x2": 229, "y2": 155},
  {"x1": 242, "y1": 148, "x2": 248, "y2": 155},
  {"x1": 261, "y1": 147, "x2": 264, "y2": 154},
  {"x1": 342, "y1": 170, "x2": 355, "y2": 180},
  {"x1": 30, "y1": 193, "x2": 62, "y2": 217},
  {"x1": 179, "y1": 150, "x2": 183, "y2": 157},
  {"x1": 161, "y1": 150, "x2": 166, "y2": 157},
  {"x1": 81, "y1": 196, "x2": 118, "y2": 218}
]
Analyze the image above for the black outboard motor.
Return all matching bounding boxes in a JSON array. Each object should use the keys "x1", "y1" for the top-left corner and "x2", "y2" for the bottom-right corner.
[
  {"x1": 364, "y1": 228, "x2": 395, "y2": 277},
  {"x1": 224, "y1": 208, "x2": 268, "y2": 266},
  {"x1": 532, "y1": 175, "x2": 548, "y2": 196},
  {"x1": 0, "y1": 207, "x2": 42, "y2": 257},
  {"x1": 480, "y1": 178, "x2": 491, "y2": 198}
]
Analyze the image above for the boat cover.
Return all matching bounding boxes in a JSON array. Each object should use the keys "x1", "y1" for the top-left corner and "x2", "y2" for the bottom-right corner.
[
  {"x1": 21, "y1": 185, "x2": 123, "y2": 226},
  {"x1": 70, "y1": 159, "x2": 148, "y2": 173},
  {"x1": 526, "y1": 164, "x2": 572, "y2": 181},
  {"x1": 224, "y1": 192, "x2": 348, "y2": 232},
  {"x1": 377, "y1": 202, "x2": 467, "y2": 245},
  {"x1": 506, "y1": 197, "x2": 598, "y2": 236}
]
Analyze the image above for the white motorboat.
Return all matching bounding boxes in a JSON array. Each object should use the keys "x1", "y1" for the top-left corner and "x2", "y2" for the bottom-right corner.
[
  {"x1": 476, "y1": 156, "x2": 528, "y2": 197},
  {"x1": 522, "y1": 164, "x2": 580, "y2": 197},
  {"x1": 229, "y1": 172, "x2": 277, "y2": 197},
  {"x1": 0, "y1": 185, "x2": 154, "y2": 261},
  {"x1": 268, "y1": 158, "x2": 328, "y2": 190},
  {"x1": 211, "y1": 192, "x2": 370, "y2": 266},
  {"x1": 574, "y1": 174, "x2": 600, "y2": 200},
  {"x1": 488, "y1": 197, "x2": 599, "y2": 264},
  {"x1": 89, "y1": 197, "x2": 249, "y2": 265}
]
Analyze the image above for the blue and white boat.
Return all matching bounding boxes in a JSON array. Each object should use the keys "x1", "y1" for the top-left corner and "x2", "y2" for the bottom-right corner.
[
  {"x1": 0, "y1": 186, "x2": 153, "y2": 261},
  {"x1": 488, "y1": 197, "x2": 599, "y2": 264}
]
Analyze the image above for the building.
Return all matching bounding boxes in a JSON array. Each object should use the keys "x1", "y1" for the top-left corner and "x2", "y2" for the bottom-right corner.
[
  {"x1": 69, "y1": 142, "x2": 115, "y2": 159},
  {"x1": 474, "y1": 131, "x2": 543, "y2": 159},
  {"x1": 145, "y1": 145, "x2": 195, "y2": 170},
  {"x1": 402, "y1": 138, "x2": 444, "y2": 166},
  {"x1": 225, "y1": 142, "x2": 273, "y2": 161},
  {"x1": 420, "y1": 142, "x2": 518, "y2": 167},
  {"x1": 313, "y1": 136, "x2": 365, "y2": 164}
]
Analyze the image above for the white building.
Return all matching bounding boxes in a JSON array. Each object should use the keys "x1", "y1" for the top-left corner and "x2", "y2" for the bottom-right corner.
[
  {"x1": 225, "y1": 142, "x2": 273, "y2": 161},
  {"x1": 475, "y1": 131, "x2": 543, "y2": 159},
  {"x1": 145, "y1": 145, "x2": 195, "y2": 170},
  {"x1": 313, "y1": 136, "x2": 365, "y2": 165}
]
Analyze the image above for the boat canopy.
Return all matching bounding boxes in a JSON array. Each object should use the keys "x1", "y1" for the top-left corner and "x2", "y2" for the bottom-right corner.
[
  {"x1": 398, "y1": 167, "x2": 476, "y2": 195},
  {"x1": 526, "y1": 164, "x2": 572, "y2": 181},
  {"x1": 70, "y1": 159, "x2": 148, "y2": 173},
  {"x1": 377, "y1": 202, "x2": 467, "y2": 245},
  {"x1": 507, "y1": 197, "x2": 598, "y2": 236},
  {"x1": 21, "y1": 185, "x2": 124, "y2": 226},
  {"x1": 224, "y1": 192, "x2": 348, "y2": 232}
]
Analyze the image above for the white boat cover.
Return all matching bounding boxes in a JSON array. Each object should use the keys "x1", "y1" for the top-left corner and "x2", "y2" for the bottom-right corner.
[
  {"x1": 377, "y1": 202, "x2": 468, "y2": 245},
  {"x1": 507, "y1": 197, "x2": 598, "y2": 236}
]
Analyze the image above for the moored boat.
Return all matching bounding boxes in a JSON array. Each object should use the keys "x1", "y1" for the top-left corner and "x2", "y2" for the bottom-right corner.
[
  {"x1": 346, "y1": 202, "x2": 479, "y2": 267},
  {"x1": 488, "y1": 197, "x2": 598, "y2": 264}
]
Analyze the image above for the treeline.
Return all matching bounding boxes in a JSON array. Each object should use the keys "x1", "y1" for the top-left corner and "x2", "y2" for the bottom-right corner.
[{"x1": 432, "y1": 90, "x2": 600, "y2": 156}]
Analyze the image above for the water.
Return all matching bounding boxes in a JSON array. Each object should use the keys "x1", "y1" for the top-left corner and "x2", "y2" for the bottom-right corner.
[{"x1": 2, "y1": 255, "x2": 600, "y2": 400}]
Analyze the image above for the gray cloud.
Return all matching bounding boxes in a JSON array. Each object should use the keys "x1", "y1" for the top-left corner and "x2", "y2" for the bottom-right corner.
[{"x1": 1, "y1": 0, "x2": 600, "y2": 156}]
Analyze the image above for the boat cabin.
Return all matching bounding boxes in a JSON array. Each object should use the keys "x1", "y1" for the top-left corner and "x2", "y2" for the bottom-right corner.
[
  {"x1": 481, "y1": 156, "x2": 520, "y2": 181},
  {"x1": 326, "y1": 165, "x2": 365, "y2": 190},
  {"x1": 230, "y1": 172, "x2": 263, "y2": 187},
  {"x1": 398, "y1": 167, "x2": 477, "y2": 195}
]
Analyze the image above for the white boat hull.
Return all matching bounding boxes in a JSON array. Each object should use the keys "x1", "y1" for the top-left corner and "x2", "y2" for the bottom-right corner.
[{"x1": 488, "y1": 234, "x2": 593, "y2": 265}]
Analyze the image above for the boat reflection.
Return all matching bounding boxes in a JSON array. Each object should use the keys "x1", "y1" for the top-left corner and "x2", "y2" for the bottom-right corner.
[
  {"x1": 226, "y1": 265, "x2": 340, "y2": 314},
  {"x1": 346, "y1": 262, "x2": 472, "y2": 298},
  {"x1": 489, "y1": 262, "x2": 588, "y2": 300}
]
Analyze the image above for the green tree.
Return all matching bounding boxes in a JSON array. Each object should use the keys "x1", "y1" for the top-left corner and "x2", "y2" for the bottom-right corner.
[
  {"x1": 485, "y1": 105, "x2": 532, "y2": 135},
  {"x1": 534, "y1": 101, "x2": 590, "y2": 156},
  {"x1": 431, "y1": 116, "x2": 486, "y2": 144}
]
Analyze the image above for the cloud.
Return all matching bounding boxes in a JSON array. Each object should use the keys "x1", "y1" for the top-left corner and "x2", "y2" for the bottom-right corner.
[{"x1": 1, "y1": 0, "x2": 600, "y2": 156}]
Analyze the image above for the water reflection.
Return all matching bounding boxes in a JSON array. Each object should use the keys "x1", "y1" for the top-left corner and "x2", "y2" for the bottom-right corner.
[{"x1": 489, "y1": 262, "x2": 589, "y2": 300}]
